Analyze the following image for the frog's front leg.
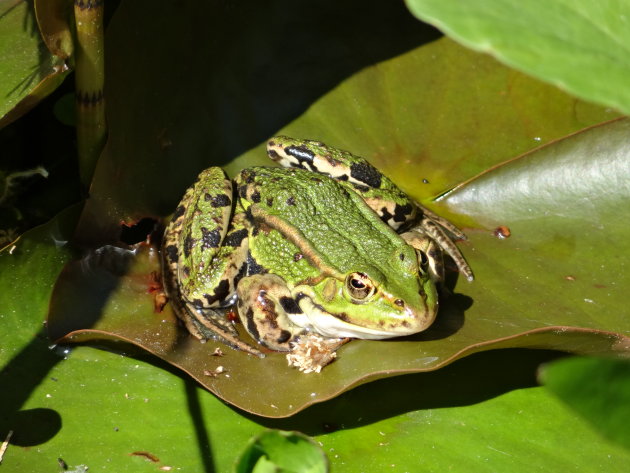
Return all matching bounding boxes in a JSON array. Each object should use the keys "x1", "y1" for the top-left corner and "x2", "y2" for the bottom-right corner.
[
  {"x1": 406, "y1": 217, "x2": 474, "y2": 282},
  {"x1": 236, "y1": 274, "x2": 306, "y2": 352},
  {"x1": 236, "y1": 274, "x2": 346, "y2": 372},
  {"x1": 400, "y1": 230, "x2": 445, "y2": 284}
]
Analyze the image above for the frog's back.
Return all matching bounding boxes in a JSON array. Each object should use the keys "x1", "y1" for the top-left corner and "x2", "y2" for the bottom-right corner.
[{"x1": 238, "y1": 167, "x2": 418, "y2": 280}]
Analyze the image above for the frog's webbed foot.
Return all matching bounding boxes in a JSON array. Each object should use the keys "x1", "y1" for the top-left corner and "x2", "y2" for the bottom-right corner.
[
  {"x1": 406, "y1": 208, "x2": 474, "y2": 282},
  {"x1": 419, "y1": 206, "x2": 468, "y2": 241}
]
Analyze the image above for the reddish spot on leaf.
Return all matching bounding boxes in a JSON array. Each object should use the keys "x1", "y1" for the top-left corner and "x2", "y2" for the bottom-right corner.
[
  {"x1": 130, "y1": 451, "x2": 160, "y2": 463},
  {"x1": 493, "y1": 225, "x2": 511, "y2": 239}
]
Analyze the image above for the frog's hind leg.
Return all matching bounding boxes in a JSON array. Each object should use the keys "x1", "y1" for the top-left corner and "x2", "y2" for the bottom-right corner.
[
  {"x1": 162, "y1": 167, "x2": 263, "y2": 357},
  {"x1": 165, "y1": 275, "x2": 263, "y2": 357},
  {"x1": 266, "y1": 136, "x2": 418, "y2": 230}
]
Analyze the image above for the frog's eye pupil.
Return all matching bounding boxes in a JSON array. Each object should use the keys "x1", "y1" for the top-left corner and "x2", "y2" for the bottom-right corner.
[
  {"x1": 350, "y1": 279, "x2": 365, "y2": 289},
  {"x1": 346, "y1": 272, "x2": 375, "y2": 301}
]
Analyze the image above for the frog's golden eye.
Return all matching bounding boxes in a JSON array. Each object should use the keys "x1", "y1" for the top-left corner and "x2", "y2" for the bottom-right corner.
[{"x1": 345, "y1": 272, "x2": 375, "y2": 301}]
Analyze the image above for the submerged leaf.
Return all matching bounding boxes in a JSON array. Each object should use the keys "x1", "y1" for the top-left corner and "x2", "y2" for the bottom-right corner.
[{"x1": 236, "y1": 430, "x2": 328, "y2": 473}]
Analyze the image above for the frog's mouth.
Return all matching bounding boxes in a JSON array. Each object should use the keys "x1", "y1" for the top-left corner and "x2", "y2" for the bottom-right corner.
[{"x1": 289, "y1": 293, "x2": 429, "y2": 340}]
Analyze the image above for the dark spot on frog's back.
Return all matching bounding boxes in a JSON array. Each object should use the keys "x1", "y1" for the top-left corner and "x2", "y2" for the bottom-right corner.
[
  {"x1": 250, "y1": 190, "x2": 261, "y2": 203},
  {"x1": 183, "y1": 235, "x2": 194, "y2": 257},
  {"x1": 243, "y1": 171, "x2": 256, "y2": 184},
  {"x1": 380, "y1": 206, "x2": 393, "y2": 223},
  {"x1": 286, "y1": 196, "x2": 296, "y2": 206},
  {"x1": 224, "y1": 228, "x2": 248, "y2": 247},
  {"x1": 206, "y1": 193, "x2": 231, "y2": 208},
  {"x1": 165, "y1": 244, "x2": 179, "y2": 263},
  {"x1": 352, "y1": 183, "x2": 371, "y2": 193},
  {"x1": 350, "y1": 162, "x2": 382, "y2": 188},
  {"x1": 266, "y1": 196, "x2": 274, "y2": 207},
  {"x1": 204, "y1": 279, "x2": 230, "y2": 305},
  {"x1": 285, "y1": 145, "x2": 315, "y2": 164},
  {"x1": 173, "y1": 205, "x2": 186, "y2": 220},
  {"x1": 393, "y1": 203, "x2": 413, "y2": 222},
  {"x1": 238, "y1": 185, "x2": 248, "y2": 199},
  {"x1": 246, "y1": 251, "x2": 265, "y2": 275},
  {"x1": 279, "y1": 296, "x2": 303, "y2": 314},
  {"x1": 201, "y1": 227, "x2": 221, "y2": 248}
]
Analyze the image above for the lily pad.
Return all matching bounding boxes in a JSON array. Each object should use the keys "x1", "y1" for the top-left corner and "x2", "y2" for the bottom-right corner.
[
  {"x1": 48, "y1": 117, "x2": 630, "y2": 416},
  {"x1": 46, "y1": 1, "x2": 627, "y2": 417}
]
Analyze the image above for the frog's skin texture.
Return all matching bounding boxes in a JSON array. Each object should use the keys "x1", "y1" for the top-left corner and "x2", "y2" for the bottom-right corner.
[{"x1": 162, "y1": 137, "x2": 473, "y2": 359}]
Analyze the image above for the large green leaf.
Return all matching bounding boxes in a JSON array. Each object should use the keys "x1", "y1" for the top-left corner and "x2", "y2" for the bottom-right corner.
[{"x1": 406, "y1": 0, "x2": 630, "y2": 115}]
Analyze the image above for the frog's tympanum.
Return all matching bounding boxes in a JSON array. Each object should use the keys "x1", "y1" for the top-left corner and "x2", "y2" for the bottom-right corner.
[{"x1": 162, "y1": 137, "x2": 473, "y2": 372}]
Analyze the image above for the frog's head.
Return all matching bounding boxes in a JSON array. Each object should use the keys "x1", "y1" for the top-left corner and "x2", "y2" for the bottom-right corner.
[{"x1": 296, "y1": 256, "x2": 438, "y2": 340}]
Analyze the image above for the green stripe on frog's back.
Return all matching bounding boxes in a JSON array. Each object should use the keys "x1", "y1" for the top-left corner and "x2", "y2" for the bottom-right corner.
[{"x1": 237, "y1": 166, "x2": 419, "y2": 286}]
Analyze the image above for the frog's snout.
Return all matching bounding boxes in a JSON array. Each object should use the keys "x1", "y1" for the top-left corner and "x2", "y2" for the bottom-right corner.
[{"x1": 388, "y1": 292, "x2": 437, "y2": 335}]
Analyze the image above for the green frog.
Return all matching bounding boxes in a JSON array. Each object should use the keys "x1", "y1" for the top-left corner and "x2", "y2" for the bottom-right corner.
[{"x1": 162, "y1": 137, "x2": 472, "y2": 369}]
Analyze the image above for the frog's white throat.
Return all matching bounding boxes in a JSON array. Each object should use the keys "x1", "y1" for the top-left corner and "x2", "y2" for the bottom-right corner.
[{"x1": 290, "y1": 293, "x2": 408, "y2": 340}]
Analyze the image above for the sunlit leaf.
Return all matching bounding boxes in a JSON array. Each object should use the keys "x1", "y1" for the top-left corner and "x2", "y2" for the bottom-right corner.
[
  {"x1": 540, "y1": 356, "x2": 630, "y2": 449},
  {"x1": 406, "y1": 0, "x2": 630, "y2": 115}
]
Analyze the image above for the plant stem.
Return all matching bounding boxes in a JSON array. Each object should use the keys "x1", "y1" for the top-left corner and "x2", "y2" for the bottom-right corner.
[{"x1": 74, "y1": 0, "x2": 106, "y2": 191}]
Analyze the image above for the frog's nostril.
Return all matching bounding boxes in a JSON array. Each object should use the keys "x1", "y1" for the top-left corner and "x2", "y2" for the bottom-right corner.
[{"x1": 394, "y1": 299, "x2": 404, "y2": 307}]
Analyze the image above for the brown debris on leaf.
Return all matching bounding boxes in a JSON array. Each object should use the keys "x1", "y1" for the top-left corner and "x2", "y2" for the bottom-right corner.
[{"x1": 286, "y1": 334, "x2": 345, "y2": 373}]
